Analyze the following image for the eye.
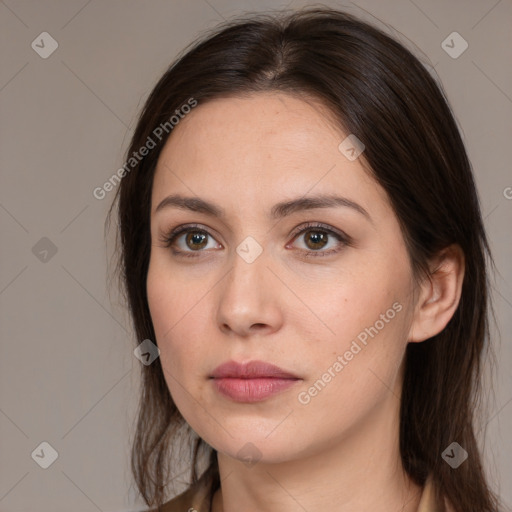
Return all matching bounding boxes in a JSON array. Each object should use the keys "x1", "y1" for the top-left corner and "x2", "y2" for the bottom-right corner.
[
  {"x1": 159, "y1": 222, "x2": 351, "y2": 259},
  {"x1": 287, "y1": 222, "x2": 350, "y2": 257},
  {"x1": 159, "y1": 224, "x2": 221, "y2": 258}
]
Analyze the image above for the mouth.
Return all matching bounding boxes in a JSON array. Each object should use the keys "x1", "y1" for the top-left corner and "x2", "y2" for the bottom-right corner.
[
  {"x1": 209, "y1": 360, "x2": 302, "y2": 403},
  {"x1": 211, "y1": 377, "x2": 300, "y2": 402}
]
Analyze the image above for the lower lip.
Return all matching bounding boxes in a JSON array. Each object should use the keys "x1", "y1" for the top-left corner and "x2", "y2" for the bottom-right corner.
[{"x1": 211, "y1": 377, "x2": 300, "y2": 402}]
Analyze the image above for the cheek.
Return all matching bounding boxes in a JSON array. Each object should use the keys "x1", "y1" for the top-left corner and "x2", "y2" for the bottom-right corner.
[
  {"x1": 146, "y1": 262, "x2": 191, "y2": 376},
  {"x1": 146, "y1": 259, "x2": 215, "y2": 395},
  {"x1": 146, "y1": 254, "x2": 200, "y2": 338},
  {"x1": 296, "y1": 259, "x2": 412, "y2": 397},
  {"x1": 294, "y1": 301, "x2": 409, "y2": 441},
  {"x1": 298, "y1": 262, "x2": 407, "y2": 350},
  {"x1": 305, "y1": 295, "x2": 407, "y2": 390},
  {"x1": 147, "y1": 266, "x2": 172, "y2": 343}
]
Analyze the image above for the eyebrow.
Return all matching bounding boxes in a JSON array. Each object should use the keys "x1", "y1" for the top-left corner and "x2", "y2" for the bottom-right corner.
[{"x1": 154, "y1": 193, "x2": 372, "y2": 222}]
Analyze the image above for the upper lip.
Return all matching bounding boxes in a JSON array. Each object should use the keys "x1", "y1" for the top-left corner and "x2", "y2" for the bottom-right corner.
[{"x1": 210, "y1": 360, "x2": 300, "y2": 379}]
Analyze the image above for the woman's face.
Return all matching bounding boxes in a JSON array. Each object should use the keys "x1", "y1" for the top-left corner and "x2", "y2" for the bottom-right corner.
[{"x1": 147, "y1": 92, "x2": 418, "y2": 464}]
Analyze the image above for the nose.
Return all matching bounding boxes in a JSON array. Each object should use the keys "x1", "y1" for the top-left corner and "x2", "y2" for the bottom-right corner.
[{"x1": 216, "y1": 247, "x2": 284, "y2": 338}]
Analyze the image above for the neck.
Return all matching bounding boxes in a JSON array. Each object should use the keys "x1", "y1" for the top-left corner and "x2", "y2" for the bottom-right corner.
[{"x1": 212, "y1": 389, "x2": 422, "y2": 512}]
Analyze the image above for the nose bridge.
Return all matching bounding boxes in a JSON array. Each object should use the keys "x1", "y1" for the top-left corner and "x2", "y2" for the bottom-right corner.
[
  {"x1": 226, "y1": 236, "x2": 268, "y2": 303},
  {"x1": 216, "y1": 236, "x2": 280, "y2": 334}
]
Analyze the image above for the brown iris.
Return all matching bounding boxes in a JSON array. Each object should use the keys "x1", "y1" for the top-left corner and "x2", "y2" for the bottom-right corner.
[
  {"x1": 185, "y1": 231, "x2": 208, "y2": 250},
  {"x1": 303, "y1": 230, "x2": 328, "y2": 250}
]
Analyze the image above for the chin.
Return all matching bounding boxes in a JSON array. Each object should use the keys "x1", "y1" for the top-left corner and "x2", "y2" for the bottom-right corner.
[{"x1": 203, "y1": 428, "x2": 311, "y2": 466}]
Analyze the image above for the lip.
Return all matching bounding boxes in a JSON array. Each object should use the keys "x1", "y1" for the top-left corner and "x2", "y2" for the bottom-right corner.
[
  {"x1": 210, "y1": 360, "x2": 299, "y2": 379},
  {"x1": 210, "y1": 360, "x2": 301, "y2": 403}
]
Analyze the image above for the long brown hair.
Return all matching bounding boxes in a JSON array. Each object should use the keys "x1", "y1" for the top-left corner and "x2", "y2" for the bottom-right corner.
[{"x1": 107, "y1": 7, "x2": 500, "y2": 511}]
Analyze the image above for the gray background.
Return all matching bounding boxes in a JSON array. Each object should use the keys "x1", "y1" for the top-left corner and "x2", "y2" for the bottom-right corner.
[{"x1": 0, "y1": 0, "x2": 510, "y2": 511}]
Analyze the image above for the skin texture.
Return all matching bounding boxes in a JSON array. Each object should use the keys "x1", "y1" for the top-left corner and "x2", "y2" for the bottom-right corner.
[{"x1": 146, "y1": 93, "x2": 464, "y2": 512}]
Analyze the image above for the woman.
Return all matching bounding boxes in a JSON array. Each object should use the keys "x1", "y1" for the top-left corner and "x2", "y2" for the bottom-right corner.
[{"x1": 108, "y1": 7, "x2": 501, "y2": 512}]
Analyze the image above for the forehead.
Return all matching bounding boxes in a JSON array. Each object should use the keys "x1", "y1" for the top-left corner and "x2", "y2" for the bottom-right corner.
[
  {"x1": 151, "y1": 92, "x2": 390, "y2": 222},
  {"x1": 157, "y1": 92, "x2": 344, "y2": 168}
]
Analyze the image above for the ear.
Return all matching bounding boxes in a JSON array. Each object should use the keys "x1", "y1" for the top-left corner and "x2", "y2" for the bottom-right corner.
[{"x1": 408, "y1": 244, "x2": 465, "y2": 343}]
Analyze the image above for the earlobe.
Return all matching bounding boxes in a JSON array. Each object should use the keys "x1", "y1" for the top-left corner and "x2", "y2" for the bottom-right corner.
[{"x1": 408, "y1": 244, "x2": 465, "y2": 343}]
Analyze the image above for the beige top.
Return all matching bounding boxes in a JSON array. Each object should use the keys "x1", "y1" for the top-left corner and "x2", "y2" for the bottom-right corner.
[{"x1": 156, "y1": 469, "x2": 448, "y2": 512}]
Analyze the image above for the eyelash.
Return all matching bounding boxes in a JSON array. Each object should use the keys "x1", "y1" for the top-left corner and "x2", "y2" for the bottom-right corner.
[{"x1": 158, "y1": 222, "x2": 351, "y2": 259}]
